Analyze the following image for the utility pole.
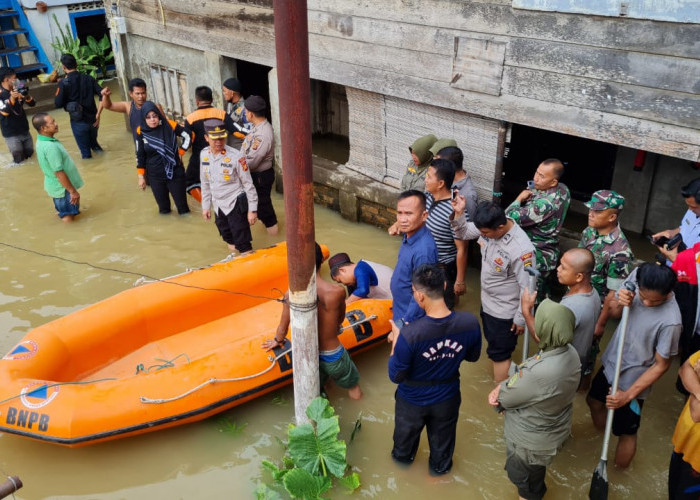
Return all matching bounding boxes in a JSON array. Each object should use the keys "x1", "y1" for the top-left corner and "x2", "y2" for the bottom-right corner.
[{"x1": 273, "y1": 0, "x2": 318, "y2": 423}]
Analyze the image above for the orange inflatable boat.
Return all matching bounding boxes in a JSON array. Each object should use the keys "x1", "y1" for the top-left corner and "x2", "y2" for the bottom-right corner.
[{"x1": 0, "y1": 243, "x2": 392, "y2": 447}]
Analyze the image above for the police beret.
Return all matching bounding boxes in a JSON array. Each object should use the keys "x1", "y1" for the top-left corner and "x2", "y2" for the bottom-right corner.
[
  {"x1": 223, "y1": 78, "x2": 242, "y2": 93},
  {"x1": 245, "y1": 95, "x2": 266, "y2": 113}
]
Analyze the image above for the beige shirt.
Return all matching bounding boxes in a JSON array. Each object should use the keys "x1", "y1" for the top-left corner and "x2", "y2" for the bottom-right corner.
[
  {"x1": 451, "y1": 215, "x2": 536, "y2": 325},
  {"x1": 241, "y1": 119, "x2": 274, "y2": 173},
  {"x1": 200, "y1": 145, "x2": 258, "y2": 215}
]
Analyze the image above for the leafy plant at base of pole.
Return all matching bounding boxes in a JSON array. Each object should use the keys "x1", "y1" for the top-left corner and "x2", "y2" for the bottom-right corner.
[{"x1": 260, "y1": 397, "x2": 361, "y2": 499}]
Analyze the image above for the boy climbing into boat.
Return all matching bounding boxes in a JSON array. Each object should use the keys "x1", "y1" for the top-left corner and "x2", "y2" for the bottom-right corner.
[{"x1": 262, "y1": 243, "x2": 363, "y2": 400}]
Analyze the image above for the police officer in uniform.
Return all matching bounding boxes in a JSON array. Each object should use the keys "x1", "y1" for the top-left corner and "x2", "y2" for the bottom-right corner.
[
  {"x1": 200, "y1": 118, "x2": 258, "y2": 256},
  {"x1": 451, "y1": 198, "x2": 537, "y2": 383},
  {"x1": 240, "y1": 95, "x2": 278, "y2": 235}
]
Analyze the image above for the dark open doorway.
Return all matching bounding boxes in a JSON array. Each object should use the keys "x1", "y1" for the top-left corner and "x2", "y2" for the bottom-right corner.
[
  {"x1": 502, "y1": 124, "x2": 618, "y2": 206},
  {"x1": 311, "y1": 80, "x2": 349, "y2": 164},
  {"x1": 234, "y1": 59, "x2": 272, "y2": 122}
]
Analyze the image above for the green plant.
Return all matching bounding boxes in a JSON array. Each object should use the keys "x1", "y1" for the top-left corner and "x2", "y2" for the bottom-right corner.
[
  {"x1": 217, "y1": 416, "x2": 247, "y2": 436},
  {"x1": 49, "y1": 14, "x2": 97, "y2": 78},
  {"x1": 85, "y1": 35, "x2": 114, "y2": 79},
  {"x1": 260, "y1": 397, "x2": 361, "y2": 499}
]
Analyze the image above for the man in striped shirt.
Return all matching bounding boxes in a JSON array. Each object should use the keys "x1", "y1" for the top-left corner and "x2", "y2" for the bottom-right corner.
[{"x1": 424, "y1": 158, "x2": 468, "y2": 308}]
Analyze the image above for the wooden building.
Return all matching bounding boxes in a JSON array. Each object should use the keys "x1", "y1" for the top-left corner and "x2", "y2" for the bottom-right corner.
[{"x1": 106, "y1": 0, "x2": 700, "y2": 234}]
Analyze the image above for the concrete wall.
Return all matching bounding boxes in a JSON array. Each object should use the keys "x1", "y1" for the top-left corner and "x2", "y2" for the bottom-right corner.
[
  {"x1": 25, "y1": 6, "x2": 71, "y2": 67},
  {"x1": 611, "y1": 148, "x2": 698, "y2": 234},
  {"x1": 122, "y1": 35, "x2": 230, "y2": 112}
]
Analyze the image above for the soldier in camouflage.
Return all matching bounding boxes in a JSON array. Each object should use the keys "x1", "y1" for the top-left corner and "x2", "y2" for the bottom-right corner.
[
  {"x1": 578, "y1": 189, "x2": 634, "y2": 388},
  {"x1": 579, "y1": 190, "x2": 634, "y2": 300},
  {"x1": 505, "y1": 158, "x2": 570, "y2": 295}
]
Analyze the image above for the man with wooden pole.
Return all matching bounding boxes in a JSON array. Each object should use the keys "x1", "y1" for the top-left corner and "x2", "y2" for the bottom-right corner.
[{"x1": 273, "y1": 0, "x2": 319, "y2": 423}]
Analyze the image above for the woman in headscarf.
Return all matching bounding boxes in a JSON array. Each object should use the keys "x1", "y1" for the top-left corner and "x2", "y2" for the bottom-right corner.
[
  {"x1": 135, "y1": 101, "x2": 191, "y2": 214},
  {"x1": 488, "y1": 299, "x2": 581, "y2": 500}
]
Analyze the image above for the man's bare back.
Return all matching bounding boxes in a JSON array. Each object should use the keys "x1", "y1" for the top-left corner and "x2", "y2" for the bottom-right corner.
[
  {"x1": 262, "y1": 269, "x2": 362, "y2": 400},
  {"x1": 316, "y1": 273, "x2": 346, "y2": 351}
]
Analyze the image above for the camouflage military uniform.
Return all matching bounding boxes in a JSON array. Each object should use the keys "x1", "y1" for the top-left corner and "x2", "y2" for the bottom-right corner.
[
  {"x1": 505, "y1": 183, "x2": 570, "y2": 273},
  {"x1": 579, "y1": 225, "x2": 634, "y2": 298}
]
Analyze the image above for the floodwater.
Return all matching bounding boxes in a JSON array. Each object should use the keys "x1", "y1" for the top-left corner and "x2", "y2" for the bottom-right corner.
[{"x1": 0, "y1": 86, "x2": 684, "y2": 499}]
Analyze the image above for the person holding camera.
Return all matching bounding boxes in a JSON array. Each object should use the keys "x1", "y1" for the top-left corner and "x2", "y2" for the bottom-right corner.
[
  {"x1": 54, "y1": 53, "x2": 104, "y2": 159},
  {"x1": 0, "y1": 67, "x2": 35, "y2": 165}
]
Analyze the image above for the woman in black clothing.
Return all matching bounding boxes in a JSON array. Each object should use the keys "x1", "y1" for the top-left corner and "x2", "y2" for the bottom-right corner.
[{"x1": 135, "y1": 101, "x2": 191, "y2": 214}]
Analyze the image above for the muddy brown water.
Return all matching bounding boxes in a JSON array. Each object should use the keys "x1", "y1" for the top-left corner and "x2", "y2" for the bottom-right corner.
[{"x1": 0, "y1": 90, "x2": 683, "y2": 499}]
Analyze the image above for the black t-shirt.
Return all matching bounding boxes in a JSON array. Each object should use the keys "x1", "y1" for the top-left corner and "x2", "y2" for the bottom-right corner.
[
  {"x1": 0, "y1": 86, "x2": 34, "y2": 137},
  {"x1": 54, "y1": 71, "x2": 102, "y2": 122}
]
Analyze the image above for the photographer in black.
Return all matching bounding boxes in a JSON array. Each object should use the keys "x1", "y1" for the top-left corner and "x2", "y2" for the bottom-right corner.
[{"x1": 0, "y1": 67, "x2": 35, "y2": 165}]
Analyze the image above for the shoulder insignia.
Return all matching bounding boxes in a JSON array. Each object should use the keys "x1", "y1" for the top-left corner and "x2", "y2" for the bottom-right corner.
[
  {"x1": 252, "y1": 136, "x2": 262, "y2": 151},
  {"x1": 506, "y1": 372, "x2": 519, "y2": 388},
  {"x1": 239, "y1": 156, "x2": 248, "y2": 171}
]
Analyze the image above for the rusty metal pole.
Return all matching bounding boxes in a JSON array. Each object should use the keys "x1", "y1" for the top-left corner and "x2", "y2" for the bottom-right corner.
[
  {"x1": 0, "y1": 476, "x2": 22, "y2": 499},
  {"x1": 273, "y1": 0, "x2": 319, "y2": 424}
]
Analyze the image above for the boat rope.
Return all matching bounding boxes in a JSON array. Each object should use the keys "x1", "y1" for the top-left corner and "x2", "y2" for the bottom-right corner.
[
  {"x1": 140, "y1": 347, "x2": 293, "y2": 404},
  {"x1": 139, "y1": 315, "x2": 379, "y2": 405},
  {"x1": 136, "y1": 353, "x2": 191, "y2": 375},
  {"x1": 0, "y1": 378, "x2": 118, "y2": 407},
  {"x1": 0, "y1": 241, "x2": 286, "y2": 303}
]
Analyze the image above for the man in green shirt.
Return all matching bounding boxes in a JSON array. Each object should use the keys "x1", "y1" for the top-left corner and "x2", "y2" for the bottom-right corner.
[{"x1": 32, "y1": 112, "x2": 84, "y2": 222}]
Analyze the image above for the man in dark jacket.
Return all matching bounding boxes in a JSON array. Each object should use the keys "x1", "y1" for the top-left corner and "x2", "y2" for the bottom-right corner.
[
  {"x1": 389, "y1": 263, "x2": 481, "y2": 475},
  {"x1": 54, "y1": 54, "x2": 104, "y2": 159}
]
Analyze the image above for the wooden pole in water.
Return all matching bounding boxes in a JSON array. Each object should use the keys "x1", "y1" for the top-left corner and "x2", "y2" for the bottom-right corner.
[{"x1": 273, "y1": 0, "x2": 319, "y2": 424}]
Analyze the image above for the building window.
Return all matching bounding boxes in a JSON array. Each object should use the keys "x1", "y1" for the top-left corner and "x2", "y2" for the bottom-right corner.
[
  {"x1": 149, "y1": 65, "x2": 190, "y2": 121},
  {"x1": 513, "y1": 0, "x2": 700, "y2": 23}
]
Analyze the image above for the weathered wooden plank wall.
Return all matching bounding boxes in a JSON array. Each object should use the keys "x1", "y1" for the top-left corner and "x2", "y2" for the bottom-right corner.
[{"x1": 116, "y1": 0, "x2": 700, "y2": 161}]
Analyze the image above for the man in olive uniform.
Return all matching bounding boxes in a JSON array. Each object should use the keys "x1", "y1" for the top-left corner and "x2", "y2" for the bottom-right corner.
[
  {"x1": 578, "y1": 189, "x2": 634, "y2": 388},
  {"x1": 240, "y1": 95, "x2": 277, "y2": 235},
  {"x1": 505, "y1": 158, "x2": 570, "y2": 297},
  {"x1": 400, "y1": 134, "x2": 437, "y2": 192}
]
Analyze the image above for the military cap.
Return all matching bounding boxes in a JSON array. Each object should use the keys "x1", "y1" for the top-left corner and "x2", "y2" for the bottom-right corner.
[
  {"x1": 203, "y1": 118, "x2": 228, "y2": 139},
  {"x1": 222, "y1": 78, "x2": 242, "y2": 93},
  {"x1": 328, "y1": 253, "x2": 353, "y2": 277},
  {"x1": 245, "y1": 95, "x2": 266, "y2": 113},
  {"x1": 430, "y1": 138, "x2": 458, "y2": 156},
  {"x1": 585, "y1": 190, "x2": 625, "y2": 211}
]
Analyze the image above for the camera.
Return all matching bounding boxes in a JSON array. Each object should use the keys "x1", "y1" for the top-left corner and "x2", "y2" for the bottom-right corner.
[{"x1": 14, "y1": 80, "x2": 29, "y2": 97}]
